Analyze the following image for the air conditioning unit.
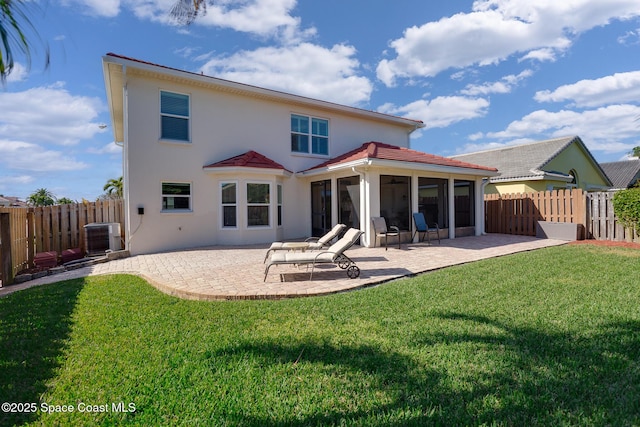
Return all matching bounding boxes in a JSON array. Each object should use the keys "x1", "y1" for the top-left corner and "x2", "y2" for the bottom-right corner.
[{"x1": 84, "y1": 222, "x2": 122, "y2": 256}]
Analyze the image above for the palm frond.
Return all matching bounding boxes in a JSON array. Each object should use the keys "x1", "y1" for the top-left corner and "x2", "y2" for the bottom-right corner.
[{"x1": 169, "y1": 0, "x2": 208, "y2": 26}]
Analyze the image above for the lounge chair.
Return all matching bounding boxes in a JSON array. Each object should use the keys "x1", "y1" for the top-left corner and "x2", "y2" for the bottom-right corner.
[
  {"x1": 412, "y1": 212, "x2": 440, "y2": 244},
  {"x1": 264, "y1": 228, "x2": 363, "y2": 281},
  {"x1": 263, "y1": 223, "x2": 346, "y2": 262},
  {"x1": 371, "y1": 217, "x2": 400, "y2": 250}
]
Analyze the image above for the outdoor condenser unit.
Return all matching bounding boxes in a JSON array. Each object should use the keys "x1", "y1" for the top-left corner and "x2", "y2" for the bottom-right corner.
[{"x1": 84, "y1": 222, "x2": 122, "y2": 256}]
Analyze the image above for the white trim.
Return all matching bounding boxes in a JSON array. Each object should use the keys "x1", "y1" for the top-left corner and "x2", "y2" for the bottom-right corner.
[
  {"x1": 299, "y1": 158, "x2": 498, "y2": 178},
  {"x1": 203, "y1": 166, "x2": 292, "y2": 177}
]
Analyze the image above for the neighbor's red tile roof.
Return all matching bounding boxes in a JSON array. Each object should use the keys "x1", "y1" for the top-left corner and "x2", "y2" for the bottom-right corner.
[
  {"x1": 304, "y1": 142, "x2": 498, "y2": 172},
  {"x1": 204, "y1": 150, "x2": 292, "y2": 173}
]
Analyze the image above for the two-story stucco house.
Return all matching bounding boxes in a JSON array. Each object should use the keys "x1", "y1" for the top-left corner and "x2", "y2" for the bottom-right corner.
[{"x1": 102, "y1": 53, "x2": 498, "y2": 255}]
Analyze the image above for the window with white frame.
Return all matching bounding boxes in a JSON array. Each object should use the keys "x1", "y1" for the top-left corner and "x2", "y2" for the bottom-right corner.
[
  {"x1": 291, "y1": 114, "x2": 328, "y2": 155},
  {"x1": 162, "y1": 182, "x2": 191, "y2": 211},
  {"x1": 221, "y1": 182, "x2": 237, "y2": 227},
  {"x1": 160, "y1": 91, "x2": 190, "y2": 142},
  {"x1": 247, "y1": 183, "x2": 270, "y2": 227}
]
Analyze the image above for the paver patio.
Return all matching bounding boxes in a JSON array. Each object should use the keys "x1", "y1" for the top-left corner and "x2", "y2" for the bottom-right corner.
[{"x1": 0, "y1": 234, "x2": 567, "y2": 300}]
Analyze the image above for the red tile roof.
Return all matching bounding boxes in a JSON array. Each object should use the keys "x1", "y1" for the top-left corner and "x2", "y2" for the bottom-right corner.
[
  {"x1": 204, "y1": 150, "x2": 292, "y2": 173},
  {"x1": 304, "y1": 142, "x2": 498, "y2": 173}
]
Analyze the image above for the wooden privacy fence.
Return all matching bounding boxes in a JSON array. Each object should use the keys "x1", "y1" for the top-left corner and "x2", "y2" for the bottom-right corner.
[
  {"x1": 0, "y1": 209, "x2": 32, "y2": 284},
  {"x1": 485, "y1": 189, "x2": 638, "y2": 243},
  {"x1": 0, "y1": 199, "x2": 124, "y2": 284},
  {"x1": 586, "y1": 191, "x2": 639, "y2": 242},
  {"x1": 485, "y1": 189, "x2": 586, "y2": 237}
]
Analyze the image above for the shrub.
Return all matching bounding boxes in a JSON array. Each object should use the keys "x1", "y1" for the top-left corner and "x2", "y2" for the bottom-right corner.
[{"x1": 612, "y1": 187, "x2": 640, "y2": 231}]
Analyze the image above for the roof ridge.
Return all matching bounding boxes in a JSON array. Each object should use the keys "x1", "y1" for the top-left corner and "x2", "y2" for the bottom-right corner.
[
  {"x1": 452, "y1": 135, "x2": 578, "y2": 158},
  {"x1": 302, "y1": 141, "x2": 497, "y2": 173}
]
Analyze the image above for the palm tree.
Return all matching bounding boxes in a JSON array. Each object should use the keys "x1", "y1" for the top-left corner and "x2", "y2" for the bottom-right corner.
[
  {"x1": 0, "y1": 0, "x2": 49, "y2": 82},
  {"x1": 27, "y1": 188, "x2": 55, "y2": 206},
  {"x1": 103, "y1": 176, "x2": 123, "y2": 198},
  {"x1": 169, "y1": 0, "x2": 208, "y2": 25},
  {"x1": 57, "y1": 197, "x2": 75, "y2": 205},
  {"x1": 632, "y1": 146, "x2": 640, "y2": 158}
]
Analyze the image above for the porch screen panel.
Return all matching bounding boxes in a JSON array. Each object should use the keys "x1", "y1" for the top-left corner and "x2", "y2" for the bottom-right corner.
[
  {"x1": 380, "y1": 175, "x2": 411, "y2": 230},
  {"x1": 418, "y1": 178, "x2": 448, "y2": 228},
  {"x1": 454, "y1": 180, "x2": 475, "y2": 227},
  {"x1": 338, "y1": 176, "x2": 360, "y2": 229}
]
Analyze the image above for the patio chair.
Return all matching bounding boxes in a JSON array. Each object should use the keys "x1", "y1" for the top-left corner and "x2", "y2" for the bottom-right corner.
[
  {"x1": 371, "y1": 217, "x2": 400, "y2": 250},
  {"x1": 263, "y1": 223, "x2": 347, "y2": 262},
  {"x1": 412, "y1": 212, "x2": 440, "y2": 245},
  {"x1": 264, "y1": 228, "x2": 363, "y2": 281}
]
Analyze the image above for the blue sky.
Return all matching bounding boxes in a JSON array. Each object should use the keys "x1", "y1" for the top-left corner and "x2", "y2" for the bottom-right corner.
[{"x1": 2, "y1": 0, "x2": 640, "y2": 201}]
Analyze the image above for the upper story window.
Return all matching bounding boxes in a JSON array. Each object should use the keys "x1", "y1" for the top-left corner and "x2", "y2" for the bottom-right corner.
[
  {"x1": 162, "y1": 182, "x2": 191, "y2": 211},
  {"x1": 161, "y1": 91, "x2": 190, "y2": 142},
  {"x1": 291, "y1": 114, "x2": 328, "y2": 155}
]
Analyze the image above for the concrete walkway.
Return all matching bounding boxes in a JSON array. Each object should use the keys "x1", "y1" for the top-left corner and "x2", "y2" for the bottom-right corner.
[{"x1": 0, "y1": 234, "x2": 567, "y2": 300}]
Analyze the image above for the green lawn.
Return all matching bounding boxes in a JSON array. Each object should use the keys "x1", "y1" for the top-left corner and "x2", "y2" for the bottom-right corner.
[{"x1": 1, "y1": 244, "x2": 639, "y2": 426}]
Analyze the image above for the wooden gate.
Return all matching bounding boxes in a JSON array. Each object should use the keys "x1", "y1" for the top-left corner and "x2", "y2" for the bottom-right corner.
[{"x1": 586, "y1": 192, "x2": 639, "y2": 242}]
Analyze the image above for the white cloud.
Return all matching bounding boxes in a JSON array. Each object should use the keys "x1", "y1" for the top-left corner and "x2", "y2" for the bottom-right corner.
[
  {"x1": 199, "y1": 43, "x2": 373, "y2": 106},
  {"x1": 377, "y1": 0, "x2": 640, "y2": 86},
  {"x1": 618, "y1": 28, "x2": 640, "y2": 45},
  {"x1": 483, "y1": 104, "x2": 640, "y2": 153},
  {"x1": 200, "y1": 0, "x2": 314, "y2": 42},
  {"x1": 0, "y1": 83, "x2": 106, "y2": 146},
  {"x1": 0, "y1": 175, "x2": 34, "y2": 185},
  {"x1": 60, "y1": 0, "x2": 120, "y2": 17},
  {"x1": 534, "y1": 71, "x2": 640, "y2": 107},
  {"x1": 0, "y1": 140, "x2": 88, "y2": 172},
  {"x1": 88, "y1": 142, "x2": 123, "y2": 155},
  {"x1": 379, "y1": 96, "x2": 490, "y2": 129},
  {"x1": 519, "y1": 48, "x2": 557, "y2": 62},
  {"x1": 121, "y1": 0, "x2": 313, "y2": 43},
  {"x1": 6, "y1": 63, "x2": 28, "y2": 83},
  {"x1": 461, "y1": 69, "x2": 533, "y2": 96}
]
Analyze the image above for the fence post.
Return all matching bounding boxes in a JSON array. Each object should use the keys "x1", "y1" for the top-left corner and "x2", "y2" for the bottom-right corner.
[{"x1": 1, "y1": 212, "x2": 13, "y2": 286}]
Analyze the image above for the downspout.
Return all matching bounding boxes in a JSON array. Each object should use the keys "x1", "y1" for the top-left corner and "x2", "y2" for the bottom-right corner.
[
  {"x1": 118, "y1": 67, "x2": 139, "y2": 253},
  {"x1": 352, "y1": 161, "x2": 371, "y2": 246},
  {"x1": 480, "y1": 178, "x2": 489, "y2": 235}
]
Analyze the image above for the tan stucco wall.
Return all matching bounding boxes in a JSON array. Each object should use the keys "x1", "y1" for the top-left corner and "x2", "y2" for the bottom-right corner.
[{"x1": 487, "y1": 180, "x2": 572, "y2": 195}]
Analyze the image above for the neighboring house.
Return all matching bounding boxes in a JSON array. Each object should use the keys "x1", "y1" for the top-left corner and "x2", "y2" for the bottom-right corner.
[
  {"x1": 0, "y1": 196, "x2": 26, "y2": 207},
  {"x1": 600, "y1": 159, "x2": 640, "y2": 190},
  {"x1": 451, "y1": 136, "x2": 611, "y2": 195},
  {"x1": 102, "y1": 53, "x2": 498, "y2": 255}
]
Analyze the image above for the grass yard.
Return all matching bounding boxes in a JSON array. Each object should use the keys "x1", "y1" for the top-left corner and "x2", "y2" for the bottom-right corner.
[{"x1": 1, "y1": 244, "x2": 639, "y2": 426}]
